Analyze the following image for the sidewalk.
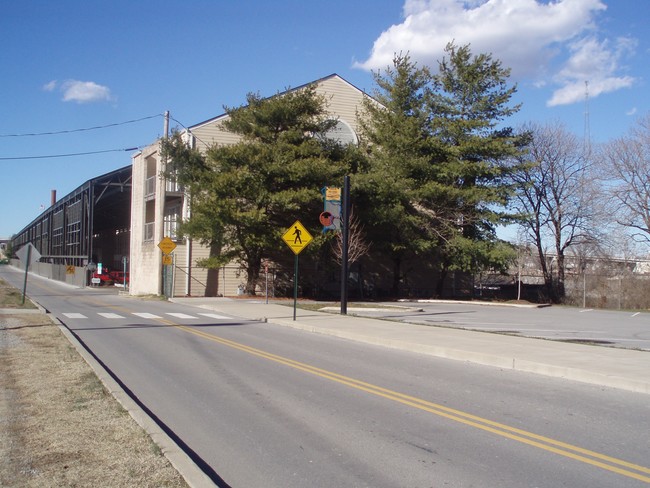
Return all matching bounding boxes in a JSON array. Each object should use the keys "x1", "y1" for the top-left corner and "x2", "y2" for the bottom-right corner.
[{"x1": 171, "y1": 297, "x2": 650, "y2": 395}]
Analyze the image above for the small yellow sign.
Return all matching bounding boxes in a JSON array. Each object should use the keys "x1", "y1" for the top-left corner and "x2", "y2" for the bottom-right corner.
[
  {"x1": 66, "y1": 265, "x2": 75, "y2": 275},
  {"x1": 162, "y1": 254, "x2": 173, "y2": 266},
  {"x1": 158, "y1": 237, "x2": 177, "y2": 255},
  {"x1": 325, "y1": 187, "x2": 341, "y2": 201},
  {"x1": 282, "y1": 220, "x2": 313, "y2": 255}
]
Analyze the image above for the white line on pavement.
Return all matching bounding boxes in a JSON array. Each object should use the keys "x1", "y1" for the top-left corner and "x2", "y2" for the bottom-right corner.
[
  {"x1": 166, "y1": 313, "x2": 198, "y2": 319},
  {"x1": 132, "y1": 312, "x2": 162, "y2": 319},
  {"x1": 198, "y1": 313, "x2": 232, "y2": 320},
  {"x1": 62, "y1": 313, "x2": 87, "y2": 319}
]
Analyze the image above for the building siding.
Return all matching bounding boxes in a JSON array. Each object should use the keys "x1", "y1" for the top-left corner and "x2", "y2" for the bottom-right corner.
[{"x1": 129, "y1": 74, "x2": 369, "y2": 297}]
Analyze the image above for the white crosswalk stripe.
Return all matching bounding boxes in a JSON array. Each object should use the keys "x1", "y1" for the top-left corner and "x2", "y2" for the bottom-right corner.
[
  {"x1": 198, "y1": 313, "x2": 232, "y2": 320},
  {"x1": 60, "y1": 311, "x2": 233, "y2": 321},
  {"x1": 132, "y1": 312, "x2": 162, "y2": 319},
  {"x1": 166, "y1": 312, "x2": 198, "y2": 319},
  {"x1": 62, "y1": 313, "x2": 87, "y2": 319}
]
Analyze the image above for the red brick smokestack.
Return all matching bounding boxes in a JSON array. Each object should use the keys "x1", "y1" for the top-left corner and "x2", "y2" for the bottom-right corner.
[{"x1": 51, "y1": 190, "x2": 56, "y2": 206}]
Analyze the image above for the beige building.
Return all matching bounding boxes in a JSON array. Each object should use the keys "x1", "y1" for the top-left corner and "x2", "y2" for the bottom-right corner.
[{"x1": 129, "y1": 74, "x2": 369, "y2": 297}]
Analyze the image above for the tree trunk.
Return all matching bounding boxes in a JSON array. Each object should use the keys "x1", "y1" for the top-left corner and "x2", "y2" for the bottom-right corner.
[
  {"x1": 245, "y1": 253, "x2": 262, "y2": 295},
  {"x1": 556, "y1": 253, "x2": 566, "y2": 301},
  {"x1": 391, "y1": 257, "x2": 401, "y2": 297},
  {"x1": 204, "y1": 242, "x2": 221, "y2": 297},
  {"x1": 536, "y1": 246, "x2": 555, "y2": 303},
  {"x1": 435, "y1": 268, "x2": 448, "y2": 298}
]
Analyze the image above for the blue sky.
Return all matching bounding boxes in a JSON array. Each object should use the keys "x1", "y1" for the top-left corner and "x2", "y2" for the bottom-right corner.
[{"x1": 1, "y1": 0, "x2": 648, "y2": 239}]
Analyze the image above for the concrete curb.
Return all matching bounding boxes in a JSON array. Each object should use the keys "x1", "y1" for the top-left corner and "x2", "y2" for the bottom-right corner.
[
  {"x1": 259, "y1": 315, "x2": 650, "y2": 395},
  {"x1": 0, "y1": 297, "x2": 46, "y2": 314},
  {"x1": 400, "y1": 298, "x2": 550, "y2": 308},
  {"x1": 52, "y1": 314, "x2": 218, "y2": 488},
  {"x1": 0, "y1": 308, "x2": 42, "y2": 314}
]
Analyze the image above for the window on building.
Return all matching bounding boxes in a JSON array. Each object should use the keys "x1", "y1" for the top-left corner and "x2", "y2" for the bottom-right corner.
[{"x1": 164, "y1": 204, "x2": 181, "y2": 241}]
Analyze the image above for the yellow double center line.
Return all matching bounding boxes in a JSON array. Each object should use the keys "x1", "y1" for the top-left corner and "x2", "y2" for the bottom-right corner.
[
  {"x1": 71, "y1": 295, "x2": 650, "y2": 484},
  {"x1": 169, "y1": 323, "x2": 650, "y2": 484}
]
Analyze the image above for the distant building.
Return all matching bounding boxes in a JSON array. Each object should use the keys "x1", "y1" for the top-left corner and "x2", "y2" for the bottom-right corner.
[
  {"x1": 9, "y1": 167, "x2": 131, "y2": 286},
  {"x1": 129, "y1": 74, "x2": 369, "y2": 296}
]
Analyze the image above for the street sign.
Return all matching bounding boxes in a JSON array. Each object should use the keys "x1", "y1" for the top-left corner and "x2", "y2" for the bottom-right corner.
[
  {"x1": 321, "y1": 186, "x2": 342, "y2": 232},
  {"x1": 162, "y1": 254, "x2": 173, "y2": 265},
  {"x1": 158, "y1": 237, "x2": 177, "y2": 255},
  {"x1": 16, "y1": 243, "x2": 41, "y2": 265},
  {"x1": 16, "y1": 242, "x2": 41, "y2": 305},
  {"x1": 325, "y1": 187, "x2": 341, "y2": 200},
  {"x1": 282, "y1": 220, "x2": 313, "y2": 255}
]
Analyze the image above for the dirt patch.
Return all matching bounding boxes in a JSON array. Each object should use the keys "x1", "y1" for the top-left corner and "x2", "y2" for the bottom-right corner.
[{"x1": 0, "y1": 312, "x2": 189, "y2": 487}]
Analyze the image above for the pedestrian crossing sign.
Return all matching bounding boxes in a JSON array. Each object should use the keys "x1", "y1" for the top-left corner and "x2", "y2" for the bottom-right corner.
[{"x1": 282, "y1": 220, "x2": 313, "y2": 255}]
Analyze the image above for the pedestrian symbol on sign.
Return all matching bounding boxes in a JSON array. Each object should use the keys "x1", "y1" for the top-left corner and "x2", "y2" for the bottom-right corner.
[{"x1": 292, "y1": 226, "x2": 302, "y2": 244}]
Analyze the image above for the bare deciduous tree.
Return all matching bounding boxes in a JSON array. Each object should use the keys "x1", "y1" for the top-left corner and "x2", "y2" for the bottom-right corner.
[
  {"x1": 598, "y1": 112, "x2": 650, "y2": 245},
  {"x1": 512, "y1": 122, "x2": 599, "y2": 302},
  {"x1": 331, "y1": 206, "x2": 370, "y2": 266}
]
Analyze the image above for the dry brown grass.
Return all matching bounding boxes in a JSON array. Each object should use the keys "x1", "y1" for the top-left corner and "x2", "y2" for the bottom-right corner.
[
  {"x1": 0, "y1": 280, "x2": 189, "y2": 487},
  {"x1": 0, "y1": 276, "x2": 36, "y2": 309}
]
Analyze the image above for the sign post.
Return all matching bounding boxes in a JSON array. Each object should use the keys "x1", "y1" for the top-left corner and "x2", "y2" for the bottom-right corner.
[
  {"x1": 122, "y1": 256, "x2": 129, "y2": 291},
  {"x1": 281, "y1": 220, "x2": 313, "y2": 320},
  {"x1": 87, "y1": 261, "x2": 97, "y2": 287},
  {"x1": 16, "y1": 243, "x2": 41, "y2": 305},
  {"x1": 340, "y1": 176, "x2": 350, "y2": 315},
  {"x1": 158, "y1": 237, "x2": 177, "y2": 298}
]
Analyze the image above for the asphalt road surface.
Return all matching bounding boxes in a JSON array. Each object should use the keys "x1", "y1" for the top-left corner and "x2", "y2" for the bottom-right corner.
[{"x1": 2, "y1": 266, "x2": 649, "y2": 487}]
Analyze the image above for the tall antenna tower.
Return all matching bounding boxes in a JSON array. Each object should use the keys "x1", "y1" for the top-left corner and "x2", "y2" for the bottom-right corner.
[{"x1": 583, "y1": 80, "x2": 591, "y2": 159}]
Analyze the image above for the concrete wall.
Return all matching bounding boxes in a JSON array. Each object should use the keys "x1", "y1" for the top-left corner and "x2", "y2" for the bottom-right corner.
[
  {"x1": 10, "y1": 260, "x2": 89, "y2": 288},
  {"x1": 129, "y1": 143, "x2": 163, "y2": 296}
]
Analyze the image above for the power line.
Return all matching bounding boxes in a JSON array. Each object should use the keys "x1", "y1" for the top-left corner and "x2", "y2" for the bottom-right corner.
[
  {"x1": 0, "y1": 114, "x2": 163, "y2": 138},
  {"x1": 0, "y1": 147, "x2": 142, "y2": 161},
  {"x1": 167, "y1": 114, "x2": 210, "y2": 147}
]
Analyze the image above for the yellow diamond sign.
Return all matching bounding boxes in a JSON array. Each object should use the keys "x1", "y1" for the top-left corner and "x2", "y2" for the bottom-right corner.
[
  {"x1": 158, "y1": 236, "x2": 177, "y2": 255},
  {"x1": 282, "y1": 220, "x2": 313, "y2": 255}
]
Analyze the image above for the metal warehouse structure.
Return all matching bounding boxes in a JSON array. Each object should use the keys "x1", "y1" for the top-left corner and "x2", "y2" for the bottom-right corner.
[{"x1": 11, "y1": 165, "x2": 132, "y2": 286}]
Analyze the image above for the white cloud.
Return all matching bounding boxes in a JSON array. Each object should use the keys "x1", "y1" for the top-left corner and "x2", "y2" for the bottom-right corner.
[
  {"x1": 355, "y1": 0, "x2": 636, "y2": 106},
  {"x1": 547, "y1": 36, "x2": 636, "y2": 106},
  {"x1": 42, "y1": 80, "x2": 57, "y2": 92},
  {"x1": 56, "y1": 80, "x2": 114, "y2": 104}
]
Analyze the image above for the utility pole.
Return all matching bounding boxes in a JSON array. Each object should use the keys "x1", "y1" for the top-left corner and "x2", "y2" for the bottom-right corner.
[
  {"x1": 160, "y1": 110, "x2": 170, "y2": 297},
  {"x1": 340, "y1": 176, "x2": 350, "y2": 314}
]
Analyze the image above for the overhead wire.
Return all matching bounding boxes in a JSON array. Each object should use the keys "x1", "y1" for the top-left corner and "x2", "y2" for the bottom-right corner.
[
  {"x1": 0, "y1": 147, "x2": 143, "y2": 161},
  {"x1": 0, "y1": 112, "x2": 210, "y2": 161},
  {"x1": 0, "y1": 113, "x2": 163, "y2": 160},
  {"x1": 0, "y1": 114, "x2": 164, "y2": 137},
  {"x1": 167, "y1": 114, "x2": 210, "y2": 147}
]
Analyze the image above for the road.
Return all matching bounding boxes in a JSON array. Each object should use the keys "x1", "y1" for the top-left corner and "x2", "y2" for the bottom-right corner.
[{"x1": 2, "y1": 266, "x2": 649, "y2": 487}]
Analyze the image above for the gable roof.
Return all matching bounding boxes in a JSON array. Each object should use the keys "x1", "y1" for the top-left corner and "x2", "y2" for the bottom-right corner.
[{"x1": 187, "y1": 73, "x2": 370, "y2": 132}]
